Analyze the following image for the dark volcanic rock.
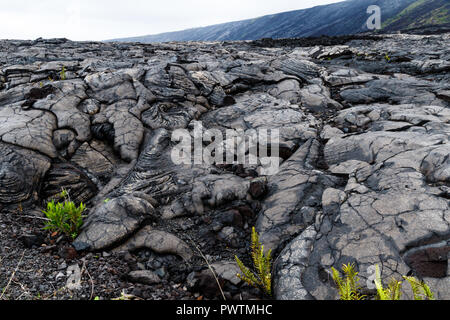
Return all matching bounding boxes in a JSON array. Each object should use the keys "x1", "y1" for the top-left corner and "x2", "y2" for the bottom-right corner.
[{"x1": 0, "y1": 32, "x2": 449, "y2": 300}]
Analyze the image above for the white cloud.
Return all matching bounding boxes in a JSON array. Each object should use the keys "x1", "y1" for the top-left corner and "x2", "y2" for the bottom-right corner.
[{"x1": 0, "y1": 0, "x2": 343, "y2": 41}]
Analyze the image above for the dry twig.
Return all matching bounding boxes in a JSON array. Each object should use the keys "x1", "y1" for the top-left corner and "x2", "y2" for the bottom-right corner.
[
  {"x1": 186, "y1": 235, "x2": 226, "y2": 301},
  {"x1": 0, "y1": 250, "x2": 25, "y2": 300},
  {"x1": 81, "y1": 260, "x2": 95, "y2": 300}
]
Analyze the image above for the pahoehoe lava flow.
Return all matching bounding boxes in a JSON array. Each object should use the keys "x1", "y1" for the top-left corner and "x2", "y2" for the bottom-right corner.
[{"x1": 0, "y1": 33, "x2": 448, "y2": 300}]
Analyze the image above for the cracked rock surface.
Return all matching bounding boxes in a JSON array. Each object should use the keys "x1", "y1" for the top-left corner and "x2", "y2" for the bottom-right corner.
[{"x1": 0, "y1": 33, "x2": 448, "y2": 300}]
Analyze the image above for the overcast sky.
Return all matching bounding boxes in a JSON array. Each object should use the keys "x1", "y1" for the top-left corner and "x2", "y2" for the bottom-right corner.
[{"x1": 0, "y1": 0, "x2": 343, "y2": 41}]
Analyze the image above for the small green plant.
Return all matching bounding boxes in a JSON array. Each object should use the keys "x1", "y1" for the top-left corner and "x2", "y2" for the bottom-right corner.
[
  {"x1": 374, "y1": 265, "x2": 402, "y2": 300},
  {"x1": 384, "y1": 53, "x2": 391, "y2": 62},
  {"x1": 60, "y1": 188, "x2": 69, "y2": 198},
  {"x1": 331, "y1": 263, "x2": 366, "y2": 300},
  {"x1": 374, "y1": 264, "x2": 434, "y2": 300},
  {"x1": 235, "y1": 227, "x2": 272, "y2": 296},
  {"x1": 332, "y1": 263, "x2": 435, "y2": 300},
  {"x1": 60, "y1": 66, "x2": 67, "y2": 80},
  {"x1": 403, "y1": 276, "x2": 435, "y2": 300},
  {"x1": 112, "y1": 290, "x2": 139, "y2": 300},
  {"x1": 42, "y1": 189, "x2": 86, "y2": 240}
]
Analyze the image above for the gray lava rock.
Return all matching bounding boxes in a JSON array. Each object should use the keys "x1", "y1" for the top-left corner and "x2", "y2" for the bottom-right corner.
[
  {"x1": 0, "y1": 33, "x2": 449, "y2": 300},
  {"x1": 128, "y1": 270, "x2": 161, "y2": 285}
]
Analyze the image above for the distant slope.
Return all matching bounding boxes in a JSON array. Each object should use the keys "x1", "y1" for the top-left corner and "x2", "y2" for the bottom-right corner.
[
  {"x1": 109, "y1": 0, "x2": 417, "y2": 43},
  {"x1": 382, "y1": 0, "x2": 450, "y2": 31}
]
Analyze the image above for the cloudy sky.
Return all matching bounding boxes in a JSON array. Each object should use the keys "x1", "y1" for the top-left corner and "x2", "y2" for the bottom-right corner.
[{"x1": 0, "y1": 0, "x2": 343, "y2": 41}]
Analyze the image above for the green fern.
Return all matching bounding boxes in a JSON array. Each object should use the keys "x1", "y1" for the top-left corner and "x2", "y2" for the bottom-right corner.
[
  {"x1": 235, "y1": 227, "x2": 272, "y2": 296},
  {"x1": 332, "y1": 263, "x2": 436, "y2": 300},
  {"x1": 374, "y1": 265, "x2": 403, "y2": 300},
  {"x1": 374, "y1": 265, "x2": 434, "y2": 300},
  {"x1": 403, "y1": 276, "x2": 435, "y2": 300},
  {"x1": 60, "y1": 66, "x2": 67, "y2": 80},
  {"x1": 331, "y1": 263, "x2": 366, "y2": 300}
]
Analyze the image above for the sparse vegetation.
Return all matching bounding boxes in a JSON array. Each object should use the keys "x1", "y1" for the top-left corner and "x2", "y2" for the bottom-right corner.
[
  {"x1": 112, "y1": 290, "x2": 141, "y2": 300},
  {"x1": 235, "y1": 227, "x2": 272, "y2": 296},
  {"x1": 373, "y1": 265, "x2": 402, "y2": 300},
  {"x1": 374, "y1": 264, "x2": 434, "y2": 300},
  {"x1": 42, "y1": 189, "x2": 86, "y2": 240},
  {"x1": 403, "y1": 276, "x2": 435, "y2": 300},
  {"x1": 332, "y1": 263, "x2": 435, "y2": 300},
  {"x1": 60, "y1": 66, "x2": 67, "y2": 80},
  {"x1": 331, "y1": 263, "x2": 366, "y2": 300}
]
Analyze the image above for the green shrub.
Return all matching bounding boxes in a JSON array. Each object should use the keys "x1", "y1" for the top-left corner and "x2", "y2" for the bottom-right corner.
[
  {"x1": 42, "y1": 189, "x2": 86, "y2": 239},
  {"x1": 235, "y1": 227, "x2": 272, "y2": 296}
]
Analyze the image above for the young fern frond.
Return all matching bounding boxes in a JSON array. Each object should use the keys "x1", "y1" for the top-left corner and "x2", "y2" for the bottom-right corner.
[
  {"x1": 403, "y1": 276, "x2": 435, "y2": 300},
  {"x1": 387, "y1": 280, "x2": 403, "y2": 300},
  {"x1": 235, "y1": 227, "x2": 272, "y2": 296},
  {"x1": 235, "y1": 256, "x2": 259, "y2": 287},
  {"x1": 343, "y1": 263, "x2": 360, "y2": 291},
  {"x1": 374, "y1": 264, "x2": 390, "y2": 300},
  {"x1": 262, "y1": 248, "x2": 272, "y2": 292},
  {"x1": 374, "y1": 265, "x2": 403, "y2": 300},
  {"x1": 331, "y1": 267, "x2": 345, "y2": 297},
  {"x1": 375, "y1": 265, "x2": 434, "y2": 300},
  {"x1": 421, "y1": 281, "x2": 435, "y2": 300},
  {"x1": 250, "y1": 229, "x2": 261, "y2": 268},
  {"x1": 60, "y1": 66, "x2": 67, "y2": 80},
  {"x1": 331, "y1": 263, "x2": 366, "y2": 300}
]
